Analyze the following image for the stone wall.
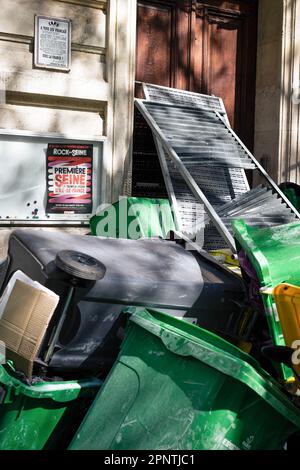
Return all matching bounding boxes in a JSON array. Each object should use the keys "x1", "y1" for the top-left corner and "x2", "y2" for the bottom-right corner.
[
  {"x1": 0, "y1": 0, "x2": 137, "y2": 259},
  {"x1": 254, "y1": 0, "x2": 283, "y2": 184},
  {"x1": 255, "y1": 0, "x2": 300, "y2": 187},
  {"x1": 0, "y1": 0, "x2": 107, "y2": 138}
]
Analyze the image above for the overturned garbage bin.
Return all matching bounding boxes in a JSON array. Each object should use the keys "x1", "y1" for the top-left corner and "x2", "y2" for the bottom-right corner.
[
  {"x1": 0, "y1": 362, "x2": 101, "y2": 450},
  {"x1": 70, "y1": 307, "x2": 300, "y2": 451},
  {"x1": 0, "y1": 229, "x2": 246, "y2": 379}
]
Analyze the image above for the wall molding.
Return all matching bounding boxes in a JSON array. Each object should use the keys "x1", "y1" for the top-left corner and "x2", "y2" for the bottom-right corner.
[
  {"x1": 54, "y1": 0, "x2": 107, "y2": 10},
  {"x1": 0, "y1": 32, "x2": 106, "y2": 60},
  {"x1": 72, "y1": 43, "x2": 106, "y2": 58},
  {"x1": 5, "y1": 90, "x2": 106, "y2": 117},
  {"x1": 0, "y1": 32, "x2": 32, "y2": 45},
  {"x1": 0, "y1": 127, "x2": 106, "y2": 142}
]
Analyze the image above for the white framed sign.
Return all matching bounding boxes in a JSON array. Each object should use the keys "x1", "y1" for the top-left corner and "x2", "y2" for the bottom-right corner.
[
  {"x1": 34, "y1": 15, "x2": 71, "y2": 71},
  {"x1": 0, "y1": 130, "x2": 106, "y2": 224}
]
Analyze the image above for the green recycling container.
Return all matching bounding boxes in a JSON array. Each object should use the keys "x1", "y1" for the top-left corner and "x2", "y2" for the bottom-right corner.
[
  {"x1": 0, "y1": 362, "x2": 101, "y2": 450},
  {"x1": 279, "y1": 183, "x2": 300, "y2": 212},
  {"x1": 69, "y1": 307, "x2": 300, "y2": 451},
  {"x1": 282, "y1": 188, "x2": 300, "y2": 211},
  {"x1": 90, "y1": 197, "x2": 176, "y2": 240},
  {"x1": 232, "y1": 219, "x2": 300, "y2": 381}
]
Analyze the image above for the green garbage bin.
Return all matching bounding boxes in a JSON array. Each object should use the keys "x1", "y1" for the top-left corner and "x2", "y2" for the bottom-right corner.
[
  {"x1": 0, "y1": 362, "x2": 101, "y2": 450},
  {"x1": 279, "y1": 182, "x2": 300, "y2": 212},
  {"x1": 232, "y1": 219, "x2": 300, "y2": 381},
  {"x1": 69, "y1": 307, "x2": 300, "y2": 451},
  {"x1": 90, "y1": 197, "x2": 176, "y2": 240}
]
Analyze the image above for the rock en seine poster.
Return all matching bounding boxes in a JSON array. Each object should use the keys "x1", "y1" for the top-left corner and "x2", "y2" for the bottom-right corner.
[{"x1": 46, "y1": 143, "x2": 93, "y2": 215}]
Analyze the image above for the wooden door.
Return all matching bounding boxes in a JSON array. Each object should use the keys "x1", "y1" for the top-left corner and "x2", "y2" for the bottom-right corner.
[
  {"x1": 133, "y1": 0, "x2": 189, "y2": 197},
  {"x1": 135, "y1": 0, "x2": 192, "y2": 93},
  {"x1": 132, "y1": 0, "x2": 258, "y2": 197},
  {"x1": 192, "y1": 1, "x2": 258, "y2": 149}
]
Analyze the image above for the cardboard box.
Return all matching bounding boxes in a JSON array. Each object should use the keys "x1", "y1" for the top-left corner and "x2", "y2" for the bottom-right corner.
[{"x1": 0, "y1": 278, "x2": 59, "y2": 378}]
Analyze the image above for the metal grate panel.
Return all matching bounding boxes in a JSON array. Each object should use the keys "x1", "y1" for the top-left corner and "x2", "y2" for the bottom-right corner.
[
  {"x1": 143, "y1": 83, "x2": 227, "y2": 117},
  {"x1": 135, "y1": 87, "x2": 300, "y2": 252},
  {"x1": 144, "y1": 101, "x2": 256, "y2": 170}
]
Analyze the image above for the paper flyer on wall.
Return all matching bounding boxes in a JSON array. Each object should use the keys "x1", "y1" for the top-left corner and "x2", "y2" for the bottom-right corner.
[{"x1": 46, "y1": 143, "x2": 93, "y2": 215}]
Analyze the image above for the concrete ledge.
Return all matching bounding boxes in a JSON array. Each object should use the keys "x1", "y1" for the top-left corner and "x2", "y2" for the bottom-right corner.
[{"x1": 55, "y1": 0, "x2": 107, "y2": 10}]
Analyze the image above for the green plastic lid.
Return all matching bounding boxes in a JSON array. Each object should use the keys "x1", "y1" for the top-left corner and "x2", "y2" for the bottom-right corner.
[{"x1": 232, "y1": 219, "x2": 300, "y2": 288}]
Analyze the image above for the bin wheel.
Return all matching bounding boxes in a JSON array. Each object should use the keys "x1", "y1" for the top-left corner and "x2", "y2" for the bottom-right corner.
[{"x1": 55, "y1": 250, "x2": 106, "y2": 281}]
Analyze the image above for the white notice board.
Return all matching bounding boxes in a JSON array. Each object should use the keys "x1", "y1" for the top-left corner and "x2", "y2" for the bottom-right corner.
[{"x1": 0, "y1": 132, "x2": 105, "y2": 224}]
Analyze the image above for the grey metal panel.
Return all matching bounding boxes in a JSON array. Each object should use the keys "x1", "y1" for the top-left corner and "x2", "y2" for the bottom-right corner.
[
  {"x1": 203, "y1": 187, "x2": 297, "y2": 249},
  {"x1": 135, "y1": 99, "x2": 253, "y2": 250},
  {"x1": 143, "y1": 101, "x2": 255, "y2": 170},
  {"x1": 142, "y1": 84, "x2": 247, "y2": 173},
  {"x1": 216, "y1": 187, "x2": 297, "y2": 230},
  {"x1": 153, "y1": 144, "x2": 240, "y2": 249},
  {"x1": 143, "y1": 82, "x2": 227, "y2": 118},
  {"x1": 136, "y1": 88, "x2": 300, "y2": 251},
  {"x1": 166, "y1": 160, "x2": 246, "y2": 217},
  {"x1": 214, "y1": 111, "x2": 300, "y2": 220}
]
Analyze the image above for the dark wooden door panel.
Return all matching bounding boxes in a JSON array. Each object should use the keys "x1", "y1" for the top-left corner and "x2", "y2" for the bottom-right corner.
[
  {"x1": 133, "y1": 0, "x2": 182, "y2": 197},
  {"x1": 206, "y1": 15, "x2": 241, "y2": 126},
  {"x1": 136, "y1": 0, "x2": 193, "y2": 91},
  {"x1": 193, "y1": 1, "x2": 258, "y2": 149},
  {"x1": 136, "y1": 2, "x2": 173, "y2": 87},
  {"x1": 133, "y1": 0, "x2": 258, "y2": 197}
]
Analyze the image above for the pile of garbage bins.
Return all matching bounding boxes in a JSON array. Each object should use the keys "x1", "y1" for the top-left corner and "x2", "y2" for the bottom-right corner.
[
  {"x1": 1, "y1": 84, "x2": 300, "y2": 451},
  {"x1": 1, "y1": 199, "x2": 300, "y2": 450}
]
